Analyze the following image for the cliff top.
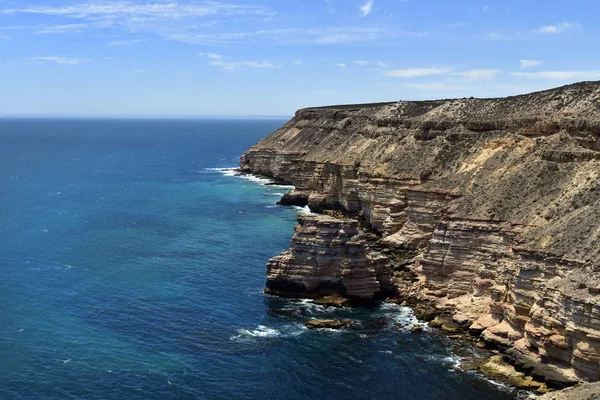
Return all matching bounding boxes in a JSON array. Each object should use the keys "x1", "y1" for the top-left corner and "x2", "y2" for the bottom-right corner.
[
  {"x1": 242, "y1": 81, "x2": 600, "y2": 264},
  {"x1": 299, "y1": 81, "x2": 600, "y2": 123}
]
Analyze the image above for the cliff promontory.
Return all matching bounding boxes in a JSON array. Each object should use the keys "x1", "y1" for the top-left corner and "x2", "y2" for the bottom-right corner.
[{"x1": 240, "y1": 82, "x2": 600, "y2": 389}]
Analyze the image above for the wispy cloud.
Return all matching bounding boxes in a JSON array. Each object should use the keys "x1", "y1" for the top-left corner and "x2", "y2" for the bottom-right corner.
[
  {"x1": 107, "y1": 39, "x2": 146, "y2": 46},
  {"x1": 360, "y1": 0, "x2": 374, "y2": 17},
  {"x1": 385, "y1": 68, "x2": 452, "y2": 78},
  {"x1": 31, "y1": 56, "x2": 91, "y2": 65},
  {"x1": 293, "y1": 60, "x2": 302, "y2": 65},
  {"x1": 169, "y1": 27, "x2": 388, "y2": 45},
  {"x1": 131, "y1": 68, "x2": 151, "y2": 75},
  {"x1": 325, "y1": 0, "x2": 336, "y2": 13},
  {"x1": 0, "y1": 1, "x2": 402, "y2": 46},
  {"x1": 199, "y1": 51, "x2": 280, "y2": 70},
  {"x1": 316, "y1": 90, "x2": 338, "y2": 95},
  {"x1": 520, "y1": 59, "x2": 542, "y2": 69},
  {"x1": 482, "y1": 31, "x2": 524, "y2": 41},
  {"x1": 336, "y1": 63, "x2": 347, "y2": 68},
  {"x1": 199, "y1": 52, "x2": 224, "y2": 60},
  {"x1": 533, "y1": 22, "x2": 581, "y2": 34},
  {"x1": 384, "y1": 67, "x2": 502, "y2": 80},
  {"x1": 3, "y1": 1, "x2": 274, "y2": 41},
  {"x1": 355, "y1": 60, "x2": 369, "y2": 66},
  {"x1": 454, "y1": 69, "x2": 502, "y2": 79},
  {"x1": 2, "y1": 2, "x2": 273, "y2": 19},
  {"x1": 209, "y1": 60, "x2": 282, "y2": 71},
  {"x1": 514, "y1": 70, "x2": 600, "y2": 80}
]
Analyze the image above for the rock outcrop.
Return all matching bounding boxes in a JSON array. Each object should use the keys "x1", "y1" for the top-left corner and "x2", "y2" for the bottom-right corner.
[
  {"x1": 305, "y1": 319, "x2": 353, "y2": 329},
  {"x1": 240, "y1": 82, "x2": 600, "y2": 385},
  {"x1": 265, "y1": 214, "x2": 392, "y2": 300}
]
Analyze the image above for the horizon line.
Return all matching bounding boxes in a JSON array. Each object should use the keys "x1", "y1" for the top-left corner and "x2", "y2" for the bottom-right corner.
[{"x1": 0, "y1": 114, "x2": 293, "y2": 120}]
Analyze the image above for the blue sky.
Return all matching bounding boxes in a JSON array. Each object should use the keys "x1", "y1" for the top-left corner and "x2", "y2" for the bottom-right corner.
[{"x1": 0, "y1": 0, "x2": 598, "y2": 117}]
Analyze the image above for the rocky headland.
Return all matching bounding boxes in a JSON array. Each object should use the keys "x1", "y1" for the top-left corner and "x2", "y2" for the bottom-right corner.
[{"x1": 240, "y1": 81, "x2": 600, "y2": 395}]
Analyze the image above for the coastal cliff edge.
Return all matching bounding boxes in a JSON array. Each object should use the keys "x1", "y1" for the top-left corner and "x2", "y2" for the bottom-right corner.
[{"x1": 240, "y1": 82, "x2": 600, "y2": 393}]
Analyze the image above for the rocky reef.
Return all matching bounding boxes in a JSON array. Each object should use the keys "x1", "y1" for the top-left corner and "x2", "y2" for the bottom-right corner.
[{"x1": 240, "y1": 82, "x2": 600, "y2": 388}]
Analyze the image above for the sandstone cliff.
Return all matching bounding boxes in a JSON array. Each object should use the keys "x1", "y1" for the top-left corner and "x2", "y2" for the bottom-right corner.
[{"x1": 240, "y1": 82, "x2": 600, "y2": 387}]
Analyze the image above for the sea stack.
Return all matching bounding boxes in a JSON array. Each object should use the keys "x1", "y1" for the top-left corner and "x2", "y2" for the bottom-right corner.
[{"x1": 241, "y1": 82, "x2": 600, "y2": 387}]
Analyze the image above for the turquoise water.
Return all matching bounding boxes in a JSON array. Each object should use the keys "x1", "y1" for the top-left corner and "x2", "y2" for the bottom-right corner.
[{"x1": 0, "y1": 119, "x2": 517, "y2": 399}]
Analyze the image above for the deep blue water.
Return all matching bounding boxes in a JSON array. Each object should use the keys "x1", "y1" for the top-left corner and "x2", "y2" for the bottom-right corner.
[{"x1": 0, "y1": 119, "x2": 518, "y2": 399}]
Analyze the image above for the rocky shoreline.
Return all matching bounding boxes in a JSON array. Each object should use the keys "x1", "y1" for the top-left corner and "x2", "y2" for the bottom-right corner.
[{"x1": 240, "y1": 82, "x2": 600, "y2": 397}]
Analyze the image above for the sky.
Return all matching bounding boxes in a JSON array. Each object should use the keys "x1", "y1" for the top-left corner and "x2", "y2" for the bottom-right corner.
[{"x1": 0, "y1": 0, "x2": 599, "y2": 117}]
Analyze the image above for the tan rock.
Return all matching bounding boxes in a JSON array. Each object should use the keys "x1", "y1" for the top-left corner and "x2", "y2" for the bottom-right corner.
[
  {"x1": 242, "y1": 82, "x2": 600, "y2": 384},
  {"x1": 305, "y1": 319, "x2": 353, "y2": 329}
]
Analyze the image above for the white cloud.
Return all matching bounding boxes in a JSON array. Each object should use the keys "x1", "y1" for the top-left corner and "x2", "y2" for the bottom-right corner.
[
  {"x1": 533, "y1": 22, "x2": 581, "y2": 34},
  {"x1": 169, "y1": 27, "x2": 388, "y2": 45},
  {"x1": 200, "y1": 53, "x2": 280, "y2": 71},
  {"x1": 132, "y1": 68, "x2": 151, "y2": 75},
  {"x1": 2, "y1": 2, "x2": 273, "y2": 19},
  {"x1": 199, "y1": 52, "x2": 224, "y2": 60},
  {"x1": 4, "y1": 2, "x2": 274, "y2": 40},
  {"x1": 514, "y1": 71, "x2": 600, "y2": 80},
  {"x1": 385, "y1": 68, "x2": 452, "y2": 78},
  {"x1": 31, "y1": 56, "x2": 91, "y2": 65},
  {"x1": 483, "y1": 6, "x2": 489, "y2": 12},
  {"x1": 336, "y1": 63, "x2": 347, "y2": 68},
  {"x1": 454, "y1": 69, "x2": 502, "y2": 79},
  {"x1": 360, "y1": 0, "x2": 374, "y2": 17},
  {"x1": 209, "y1": 60, "x2": 282, "y2": 71},
  {"x1": 1, "y1": 1, "x2": 396, "y2": 46},
  {"x1": 520, "y1": 60, "x2": 542, "y2": 69},
  {"x1": 107, "y1": 39, "x2": 146, "y2": 46},
  {"x1": 325, "y1": 0, "x2": 336, "y2": 13},
  {"x1": 377, "y1": 62, "x2": 388, "y2": 68},
  {"x1": 293, "y1": 60, "x2": 302, "y2": 65},
  {"x1": 355, "y1": 60, "x2": 369, "y2": 66}
]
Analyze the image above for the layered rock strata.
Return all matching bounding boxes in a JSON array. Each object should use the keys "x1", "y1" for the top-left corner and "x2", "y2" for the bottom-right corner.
[
  {"x1": 265, "y1": 214, "x2": 392, "y2": 300},
  {"x1": 241, "y1": 82, "x2": 600, "y2": 385}
]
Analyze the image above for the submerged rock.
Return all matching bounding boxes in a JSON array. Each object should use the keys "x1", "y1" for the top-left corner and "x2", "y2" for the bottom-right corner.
[
  {"x1": 313, "y1": 294, "x2": 351, "y2": 307},
  {"x1": 305, "y1": 319, "x2": 353, "y2": 329}
]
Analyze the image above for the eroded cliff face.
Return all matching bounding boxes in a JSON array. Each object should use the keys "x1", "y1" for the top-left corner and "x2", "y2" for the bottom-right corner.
[
  {"x1": 265, "y1": 214, "x2": 392, "y2": 300},
  {"x1": 240, "y1": 82, "x2": 600, "y2": 385}
]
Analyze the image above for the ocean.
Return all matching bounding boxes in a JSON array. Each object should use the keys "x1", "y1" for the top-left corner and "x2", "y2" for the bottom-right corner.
[{"x1": 0, "y1": 119, "x2": 518, "y2": 399}]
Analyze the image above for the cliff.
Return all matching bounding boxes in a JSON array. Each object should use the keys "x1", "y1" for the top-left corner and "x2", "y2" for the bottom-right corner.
[{"x1": 240, "y1": 82, "x2": 600, "y2": 388}]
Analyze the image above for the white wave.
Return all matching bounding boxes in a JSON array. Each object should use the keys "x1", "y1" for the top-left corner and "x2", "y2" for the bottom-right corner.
[
  {"x1": 311, "y1": 327, "x2": 345, "y2": 334},
  {"x1": 270, "y1": 192, "x2": 285, "y2": 196},
  {"x1": 204, "y1": 167, "x2": 238, "y2": 177},
  {"x1": 237, "y1": 174, "x2": 274, "y2": 185},
  {"x1": 265, "y1": 205, "x2": 278, "y2": 208},
  {"x1": 268, "y1": 184, "x2": 295, "y2": 189},
  {"x1": 231, "y1": 325, "x2": 281, "y2": 341},
  {"x1": 288, "y1": 298, "x2": 328, "y2": 314},
  {"x1": 463, "y1": 370, "x2": 518, "y2": 394},
  {"x1": 230, "y1": 323, "x2": 306, "y2": 342},
  {"x1": 292, "y1": 205, "x2": 313, "y2": 215},
  {"x1": 443, "y1": 354, "x2": 462, "y2": 370},
  {"x1": 379, "y1": 303, "x2": 428, "y2": 331}
]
